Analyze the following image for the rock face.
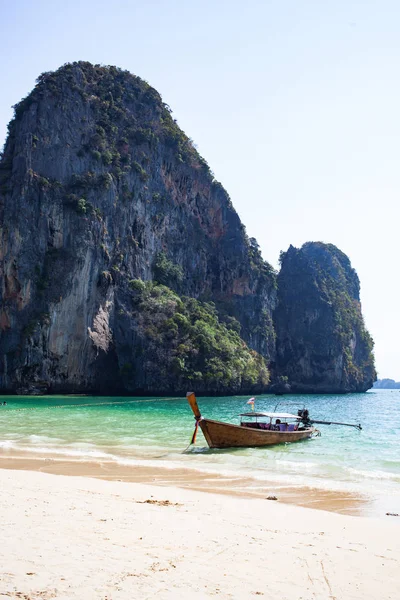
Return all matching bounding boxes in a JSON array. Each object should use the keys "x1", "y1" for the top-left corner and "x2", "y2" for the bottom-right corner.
[
  {"x1": 0, "y1": 62, "x2": 375, "y2": 394},
  {"x1": 273, "y1": 243, "x2": 376, "y2": 393},
  {"x1": 0, "y1": 62, "x2": 276, "y2": 395}
]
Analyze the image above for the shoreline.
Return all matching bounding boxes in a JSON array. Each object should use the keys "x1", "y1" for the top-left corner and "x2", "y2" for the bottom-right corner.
[
  {"x1": 1, "y1": 389, "x2": 399, "y2": 522},
  {"x1": 0, "y1": 388, "x2": 377, "y2": 397},
  {"x1": 1, "y1": 468, "x2": 399, "y2": 599},
  {"x1": 0, "y1": 452, "x2": 384, "y2": 517}
]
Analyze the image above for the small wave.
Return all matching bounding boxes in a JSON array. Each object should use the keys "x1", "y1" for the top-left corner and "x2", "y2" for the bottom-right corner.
[
  {"x1": 184, "y1": 446, "x2": 213, "y2": 454},
  {"x1": 12, "y1": 445, "x2": 114, "y2": 460},
  {"x1": 380, "y1": 459, "x2": 400, "y2": 468},
  {"x1": 67, "y1": 442, "x2": 104, "y2": 449},
  {"x1": 0, "y1": 440, "x2": 16, "y2": 449},
  {"x1": 28, "y1": 434, "x2": 64, "y2": 444},
  {"x1": 275, "y1": 460, "x2": 318, "y2": 470},
  {"x1": 345, "y1": 467, "x2": 400, "y2": 482}
]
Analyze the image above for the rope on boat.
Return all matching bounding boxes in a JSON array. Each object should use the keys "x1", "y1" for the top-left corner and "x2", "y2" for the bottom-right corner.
[
  {"x1": 182, "y1": 417, "x2": 202, "y2": 453},
  {"x1": 6, "y1": 397, "x2": 184, "y2": 412}
]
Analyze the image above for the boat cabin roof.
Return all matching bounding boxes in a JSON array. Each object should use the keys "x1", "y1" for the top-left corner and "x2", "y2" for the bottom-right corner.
[{"x1": 239, "y1": 412, "x2": 301, "y2": 420}]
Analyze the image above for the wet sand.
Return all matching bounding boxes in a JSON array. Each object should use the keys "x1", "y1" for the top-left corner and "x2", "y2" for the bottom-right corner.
[{"x1": 0, "y1": 452, "x2": 373, "y2": 516}]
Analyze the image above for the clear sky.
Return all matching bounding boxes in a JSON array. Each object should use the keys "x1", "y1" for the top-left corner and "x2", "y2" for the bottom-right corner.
[{"x1": 1, "y1": 0, "x2": 399, "y2": 379}]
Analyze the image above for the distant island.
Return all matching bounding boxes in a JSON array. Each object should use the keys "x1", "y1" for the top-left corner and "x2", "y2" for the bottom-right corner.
[{"x1": 373, "y1": 379, "x2": 400, "y2": 389}]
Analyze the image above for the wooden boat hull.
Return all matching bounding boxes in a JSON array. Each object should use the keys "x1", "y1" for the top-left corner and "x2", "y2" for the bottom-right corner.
[{"x1": 199, "y1": 418, "x2": 314, "y2": 449}]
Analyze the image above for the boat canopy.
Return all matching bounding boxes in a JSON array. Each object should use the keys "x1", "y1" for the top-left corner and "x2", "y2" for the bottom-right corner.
[{"x1": 239, "y1": 412, "x2": 301, "y2": 419}]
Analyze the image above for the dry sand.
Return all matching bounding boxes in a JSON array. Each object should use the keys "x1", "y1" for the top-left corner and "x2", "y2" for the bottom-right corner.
[{"x1": 0, "y1": 469, "x2": 399, "y2": 600}]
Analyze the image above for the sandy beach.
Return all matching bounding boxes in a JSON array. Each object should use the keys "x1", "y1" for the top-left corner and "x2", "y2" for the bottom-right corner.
[
  {"x1": 0, "y1": 453, "x2": 373, "y2": 516},
  {"x1": 1, "y1": 468, "x2": 399, "y2": 600}
]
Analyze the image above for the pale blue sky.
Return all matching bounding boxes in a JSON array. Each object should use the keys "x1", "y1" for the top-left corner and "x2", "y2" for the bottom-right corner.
[{"x1": 1, "y1": 0, "x2": 399, "y2": 379}]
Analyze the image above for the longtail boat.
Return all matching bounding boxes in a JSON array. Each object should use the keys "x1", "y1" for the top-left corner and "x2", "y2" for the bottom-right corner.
[{"x1": 186, "y1": 392, "x2": 316, "y2": 449}]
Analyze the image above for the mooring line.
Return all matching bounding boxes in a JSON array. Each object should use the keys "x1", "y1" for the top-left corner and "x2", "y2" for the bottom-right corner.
[{"x1": 6, "y1": 396, "x2": 183, "y2": 412}]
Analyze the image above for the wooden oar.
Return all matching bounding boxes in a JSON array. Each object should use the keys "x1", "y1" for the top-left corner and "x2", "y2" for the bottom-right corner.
[{"x1": 311, "y1": 419, "x2": 362, "y2": 430}]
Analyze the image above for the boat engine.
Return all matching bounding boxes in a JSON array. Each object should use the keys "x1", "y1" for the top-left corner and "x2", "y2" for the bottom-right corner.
[{"x1": 298, "y1": 408, "x2": 311, "y2": 427}]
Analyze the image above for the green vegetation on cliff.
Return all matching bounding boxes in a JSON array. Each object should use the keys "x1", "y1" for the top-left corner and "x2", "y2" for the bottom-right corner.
[
  {"x1": 5, "y1": 61, "x2": 212, "y2": 181},
  {"x1": 274, "y1": 242, "x2": 376, "y2": 392},
  {"x1": 120, "y1": 281, "x2": 269, "y2": 393}
]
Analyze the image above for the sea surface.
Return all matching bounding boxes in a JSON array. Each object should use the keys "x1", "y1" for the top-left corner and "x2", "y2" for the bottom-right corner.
[{"x1": 0, "y1": 389, "x2": 399, "y2": 516}]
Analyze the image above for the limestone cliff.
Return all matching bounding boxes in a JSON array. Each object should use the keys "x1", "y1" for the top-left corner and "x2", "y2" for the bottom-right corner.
[
  {"x1": 0, "y1": 62, "x2": 375, "y2": 395},
  {"x1": 273, "y1": 243, "x2": 376, "y2": 393},
  {"x1": 0, "y1": 62, "x2": 276, "y2": 394}
]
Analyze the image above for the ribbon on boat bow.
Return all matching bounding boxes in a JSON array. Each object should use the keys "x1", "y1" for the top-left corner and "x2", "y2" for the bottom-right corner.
[{"x1": 190, "y1": 417, "x2": 202, "y2": 445}]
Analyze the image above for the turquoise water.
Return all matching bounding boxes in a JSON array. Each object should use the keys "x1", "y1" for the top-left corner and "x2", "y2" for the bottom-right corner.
[{"x1": 0, "y1": 390, "x2": 399, "y2": 514}]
